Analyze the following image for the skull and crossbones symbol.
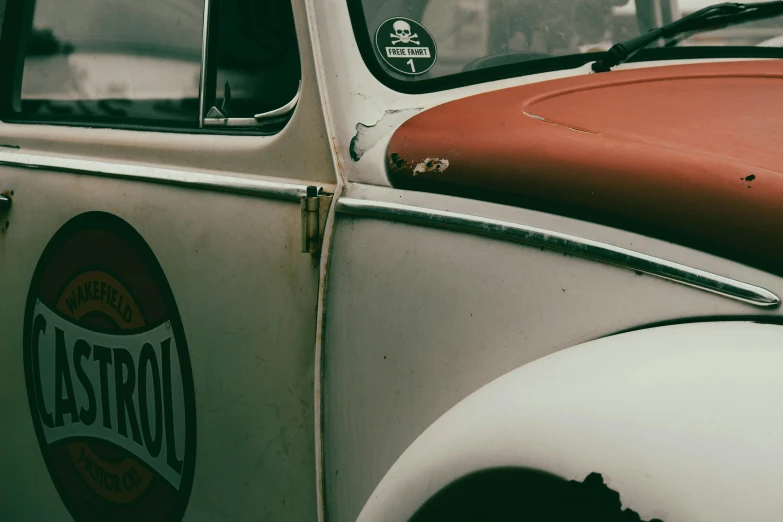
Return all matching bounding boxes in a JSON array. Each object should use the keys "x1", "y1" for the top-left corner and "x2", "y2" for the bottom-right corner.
[{"x1": 390, "y1": 20, "x2": 420, "y2": 45}]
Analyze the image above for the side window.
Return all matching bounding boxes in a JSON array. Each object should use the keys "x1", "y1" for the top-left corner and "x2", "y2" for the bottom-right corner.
[
  {"x1": 0, "y1": 0, "x2": 301, "y2": 132},
  {"x1": 210, "y1": 0, "x2": 301, "y2": 121}
]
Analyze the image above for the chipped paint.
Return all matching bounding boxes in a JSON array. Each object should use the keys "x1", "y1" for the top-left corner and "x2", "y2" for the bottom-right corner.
[
  {"x1": 412, "y1": 158, "x2": 450, "y2": 175},
  {"x1": 389, "y1": 152, "x2": 406, "y2": 171},
  {"x1": 523, "y1": 111, "x2": 599, "y2": 135},
  {"x1": 349, "y1": 108, "x2": 423, "y2": 162}
]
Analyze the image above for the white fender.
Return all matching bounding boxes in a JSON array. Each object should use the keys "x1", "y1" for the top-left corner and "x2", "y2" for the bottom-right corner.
[{"x1": 357, "y1": 321, "x2": 783, "y2": 522}]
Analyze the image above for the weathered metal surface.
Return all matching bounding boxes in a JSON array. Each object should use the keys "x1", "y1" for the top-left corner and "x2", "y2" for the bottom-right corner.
[
  {"x1": 385, "y1": 60, "x2": 783, "y2": 275},
  {"x1": 0, "y1": 166, "x2": 322, "y2": 521},
  {"x1": 357, "y1": 321, "x2": 783, "y2": 522},
  {"x1": 0, "y1": 1, "x2": 333, "y2": 520},
  {"x1": 336, "y1": 197, "x2": 779, "y2": 308},
  {"x1": 323, "y1": 185, "x2": 783, "y2": 522},
  {"x1": 301, "y1": 189, "x2": 334, "y2": 254},
  {"x1": 3, "y1": 0, "x2": 782, "y2": 519}
]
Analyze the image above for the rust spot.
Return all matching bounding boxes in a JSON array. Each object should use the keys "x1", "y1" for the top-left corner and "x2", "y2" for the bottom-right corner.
[
  {"x1": 413, "y1": 157, "x2": 450, "y2": 176},
  {"x1": 389, "y1": 152, "x2": 406, "y2": 171}
]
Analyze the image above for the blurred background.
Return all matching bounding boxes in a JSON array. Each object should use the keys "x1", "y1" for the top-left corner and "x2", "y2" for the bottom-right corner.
[{"x1": 410, "y1": 0, "x2": 783, "y2": 75}]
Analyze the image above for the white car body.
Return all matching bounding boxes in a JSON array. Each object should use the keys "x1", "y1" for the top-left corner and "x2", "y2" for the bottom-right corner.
[{"x1": 1, "y1": 0, "x2": 782, "y2": 521}]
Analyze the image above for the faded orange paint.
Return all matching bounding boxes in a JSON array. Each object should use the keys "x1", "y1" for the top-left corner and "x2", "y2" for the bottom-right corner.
[{"x1": 388, "y1": 60, "x2": 783, "y2": 273}]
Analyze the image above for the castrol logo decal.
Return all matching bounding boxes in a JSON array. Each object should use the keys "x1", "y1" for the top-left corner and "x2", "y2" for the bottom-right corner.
[{"x1": 23, "y1": 212, "x2": 196, "y2": 522}]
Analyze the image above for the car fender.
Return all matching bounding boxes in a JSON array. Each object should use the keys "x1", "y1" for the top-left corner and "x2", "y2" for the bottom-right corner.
[{"x1": 357, "y1": 321, "x2": 783, "y2": 522}]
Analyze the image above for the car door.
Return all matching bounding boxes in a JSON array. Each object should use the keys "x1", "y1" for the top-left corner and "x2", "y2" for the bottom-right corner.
[{"x1": 0, "y1": 0, "x2": 335, "y2": 521}]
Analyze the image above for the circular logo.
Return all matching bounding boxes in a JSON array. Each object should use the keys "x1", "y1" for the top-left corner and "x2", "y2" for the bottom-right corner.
[
  {"x1": 375, "y1": 17, "x2": 437, "y2": 76},
  {"x1": 23, "y1": 212, "x2": 196, "y2": 522}
]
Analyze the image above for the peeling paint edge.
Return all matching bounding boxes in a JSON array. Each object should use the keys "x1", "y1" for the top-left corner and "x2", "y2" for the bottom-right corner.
[
  {"x1": 349, "y1": 132, "x2": 363, "y2": 162},
  {"x1": 349, "y1": 108, "x2": 424, "y2": 162}
]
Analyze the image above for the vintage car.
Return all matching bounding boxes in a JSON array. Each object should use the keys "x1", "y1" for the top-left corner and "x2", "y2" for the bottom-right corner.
[{"x1": 2, "y1": 0, "x2": 783, "y2": 521}]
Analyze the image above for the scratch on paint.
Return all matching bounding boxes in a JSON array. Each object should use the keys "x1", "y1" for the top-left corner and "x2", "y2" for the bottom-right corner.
[
  {"x1": 413, "y1": 158, "x2": 450, "y2": 175},
  {"x1": 349, "y1": 108, "x2": 423, "y2": 161},
  {"x1": 523, "y1": 111, "x2": 600, "y2": 135}
]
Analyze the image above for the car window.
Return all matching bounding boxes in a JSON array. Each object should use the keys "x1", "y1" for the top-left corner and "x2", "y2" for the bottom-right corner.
[
  {"x1": 351, "y1": 0, "x2": 783, "y2": 90},
  {"x1": 0, "y1": 0, "x2": 301, "y2": 131},
  {"x1": 14, "y1": 0, "x2": 203, "y2": 125},
  {"x1": 213, "y1": 0, "x2": 300, "y2": 119}
]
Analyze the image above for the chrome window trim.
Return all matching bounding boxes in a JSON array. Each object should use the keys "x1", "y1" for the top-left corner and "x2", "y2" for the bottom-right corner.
[
  {"x1": 197, "y1": 0, "x2": 301, "y2": 129},
  {"x1": 0, "y1": 150, "x2": 311, "y2": 201},
  {"x1": 198, "y1": 0, "x2": 213, "y2": 128},
  {"x1": 336, "y1": 197, "x2": 781, "y2": 309}
]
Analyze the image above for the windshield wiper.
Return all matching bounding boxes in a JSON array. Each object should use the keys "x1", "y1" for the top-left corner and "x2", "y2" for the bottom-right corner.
[{"x1": 593, "y1": 1, "x2": 783, "y2": 72}]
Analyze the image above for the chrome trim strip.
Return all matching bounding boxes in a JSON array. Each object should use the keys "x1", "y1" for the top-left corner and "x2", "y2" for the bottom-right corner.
[
  {"x1": 0, "y1": 151, "x2": 310, "y2": 201},
  {"x1": 198, "y1": 0, "x2": 212, "y2": 128},
  {"x1": 336, "y1": 198, "x2": 781, "y2": 308}
]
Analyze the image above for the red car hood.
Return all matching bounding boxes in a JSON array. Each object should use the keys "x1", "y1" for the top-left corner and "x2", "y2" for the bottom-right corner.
[{"x1": 387, "y1": 60, "x2": 783, "y2": 274}]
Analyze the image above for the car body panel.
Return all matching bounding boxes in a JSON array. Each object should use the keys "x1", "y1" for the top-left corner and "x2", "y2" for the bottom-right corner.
[
  {"x1": 357, "y1": 321, "x2": 783, "y2": 522},
  {"x1": 0, "y1": 0, "x2": 335, "y2": 520},
  {"x1": 322, "y1": 183, "x2": 783, "y2": 522},
  {"x1": 1, "y1": 0, "x2": 782, "y2": 520}
]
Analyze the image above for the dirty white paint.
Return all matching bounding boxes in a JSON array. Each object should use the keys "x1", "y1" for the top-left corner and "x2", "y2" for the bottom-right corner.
[
  {"x1": 0, "y1": 1, "x2": 333, "y2": 521},
  {"x1": 0, "y1": 0, "x2": 776, "y2": 519},
  {"x1": 357, "y1": 321, "x2": 783, "y2": 522},
  {"x1": 323, "y1": 183, "x2": 783, "y2": 522}
]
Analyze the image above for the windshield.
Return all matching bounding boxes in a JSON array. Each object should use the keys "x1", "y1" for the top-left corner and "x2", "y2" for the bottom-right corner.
[{"x1": 351, "y1": 0, "x2": 783, "y2": 87}]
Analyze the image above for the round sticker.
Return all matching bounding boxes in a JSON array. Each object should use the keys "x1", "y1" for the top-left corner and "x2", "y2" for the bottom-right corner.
[
  {"x1": 23, "y1": 212, "x2": 196, "y2": 522},
  {"x1": 375, "y1": 17, "x2": 437, "y2": 76}
]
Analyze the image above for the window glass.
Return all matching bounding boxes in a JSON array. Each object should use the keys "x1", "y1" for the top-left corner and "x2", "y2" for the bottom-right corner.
[
  {"x1": 18, "y1": 0, "x2": 204, "y2": 125},
  {"x1": 2, "y1": 0, "x2": 302, "y2": 130},
  {"x1": 353, "y1": 0, "x2": 783, "y2": 85},
  {"x1": 213, "y1": 0, "x2": 301, "y2": 119}
]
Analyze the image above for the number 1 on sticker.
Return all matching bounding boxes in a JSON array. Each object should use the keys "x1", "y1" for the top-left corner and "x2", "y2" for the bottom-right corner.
[{"x1": 407, "y1": 59, "x2": 415, "y2": 72}]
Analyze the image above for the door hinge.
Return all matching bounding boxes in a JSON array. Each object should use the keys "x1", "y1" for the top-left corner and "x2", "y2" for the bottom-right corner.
[{"x1": 301, "y1": 186, "x2": 333, "y2": 254}]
